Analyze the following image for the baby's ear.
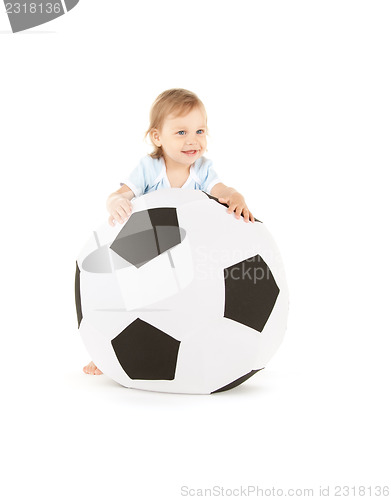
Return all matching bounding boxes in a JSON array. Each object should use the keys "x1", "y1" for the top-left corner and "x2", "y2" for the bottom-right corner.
[{"x1": 150, "y1": 129, "x2": 161, "y2": 147}]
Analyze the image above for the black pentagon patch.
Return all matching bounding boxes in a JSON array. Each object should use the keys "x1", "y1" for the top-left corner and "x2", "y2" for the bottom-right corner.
[
  {"x1": 211, "y1": 368, "x2": 264, "y2": 393},
  {"x1": 203, "y1": 192, "x2": 262, "y2": 223},
  {"x1": 75, "y1": 261, "x2": 82, "y2": 328},
  {"x1": 224, "y1": 255, "x2": 279, "y2": 333},
  {"x1": 111, "y1": 318, "x2": 181, "y2": 380},
  {"x1": 110, "y1": 208, "x2": 182, "y2": 268}
]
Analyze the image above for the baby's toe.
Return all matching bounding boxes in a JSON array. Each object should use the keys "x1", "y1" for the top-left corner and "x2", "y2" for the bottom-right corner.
[
  {"x1": 83, "y1": 362, "x2": 92, "y2": 374},
  {"x1": 83, "y1": 361, "x2": 101, "y2": 375}
]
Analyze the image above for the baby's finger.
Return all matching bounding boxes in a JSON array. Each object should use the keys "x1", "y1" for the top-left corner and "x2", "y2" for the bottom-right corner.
[
  {"x1": 121, "y1": 200, "x2": 133, "y2": 216},
  {"x1": 249, "y1": 212, "x2": 255, "y2": 223},
  {"x1": 227, "y1": 204, "x2": 237, "y2": 214},
  {"x1": 242, "y1": 208, "x2": 250, "y2": 223},
  {"x1": 234, "y1": 206, "x2": 243, "y2": 219},
  {"x1": 117, "y1": 205, "x2": 130, "y2": 221},
  {"x1": 108, "y1": 215, "x2": 115, "y2": 227},
  {"x1": 113, "y1": 210, "x2": 126, "y2": 224}
]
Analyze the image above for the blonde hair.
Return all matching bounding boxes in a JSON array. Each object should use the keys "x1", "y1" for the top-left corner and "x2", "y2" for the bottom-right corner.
[{"x1": 145, "y1": 88, "x2": 207, "y2": 159}]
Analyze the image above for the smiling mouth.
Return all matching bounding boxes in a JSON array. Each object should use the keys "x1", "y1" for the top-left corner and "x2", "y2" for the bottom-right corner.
[{"x1": 182, "y1": 150, "x2": 199, "y2": 155}]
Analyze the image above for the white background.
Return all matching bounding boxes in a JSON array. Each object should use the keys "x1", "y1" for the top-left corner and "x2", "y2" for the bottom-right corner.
[{"x1": 1, "y1": 1, "x2": 390, "y2": 499}]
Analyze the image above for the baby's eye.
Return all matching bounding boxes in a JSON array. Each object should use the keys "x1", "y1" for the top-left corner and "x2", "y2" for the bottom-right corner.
[
  {"x1": 177, "y1": 130, "x2": 186, "y2": 136},
  {"x1": 196, "y1": 129, "x2": 205, "y2": 135}
]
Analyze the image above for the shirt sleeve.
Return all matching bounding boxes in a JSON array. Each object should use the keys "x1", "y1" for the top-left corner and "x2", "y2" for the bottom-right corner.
[
  {"x1": 120, "y1": 157, "x2": 151, "y2": 197},
  {"x1": 197, "y1": 157, "x2": 222, "y2": 194}
]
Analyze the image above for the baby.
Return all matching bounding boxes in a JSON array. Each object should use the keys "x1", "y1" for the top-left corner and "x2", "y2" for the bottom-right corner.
[{"x1": 83, "y1": 88, "x2": 255, "y2": 375}]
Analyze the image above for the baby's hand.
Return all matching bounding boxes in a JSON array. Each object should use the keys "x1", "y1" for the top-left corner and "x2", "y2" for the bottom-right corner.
[
  {"x1": 107, "y1": 196, "x2": 133, "y2": 227},
  {"x1": 218, "y1": 193, "x2": 255, "y2": 223}
]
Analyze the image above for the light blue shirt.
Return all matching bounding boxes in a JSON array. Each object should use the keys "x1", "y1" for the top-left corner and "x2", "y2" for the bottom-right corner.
[{"x1": 121, "y1": 155, "x2": 222, "y2": 197}]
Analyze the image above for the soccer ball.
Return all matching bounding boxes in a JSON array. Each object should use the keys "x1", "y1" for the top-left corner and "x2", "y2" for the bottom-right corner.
[{"x1": 75, "y1": 189, "x2": 288, "y2": 394}]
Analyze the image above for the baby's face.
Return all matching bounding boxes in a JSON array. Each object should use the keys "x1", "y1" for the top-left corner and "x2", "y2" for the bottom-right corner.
[{"x1": 152, "y1": 106, "x2": 207, "y2": 168}]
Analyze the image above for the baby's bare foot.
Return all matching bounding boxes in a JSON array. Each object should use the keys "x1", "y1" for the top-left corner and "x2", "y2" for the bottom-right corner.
[{"x1": 83, "y1": 361, "x2": 103, "y2": 375}]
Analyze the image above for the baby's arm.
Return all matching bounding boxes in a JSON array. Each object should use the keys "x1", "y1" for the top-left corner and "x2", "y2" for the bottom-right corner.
[
  {"x1": 210, "y1": 183, "x2": 255, "y2": 223},
  {"x1": 107, "y1": 184, "x2": 135, "y2": 226}
]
